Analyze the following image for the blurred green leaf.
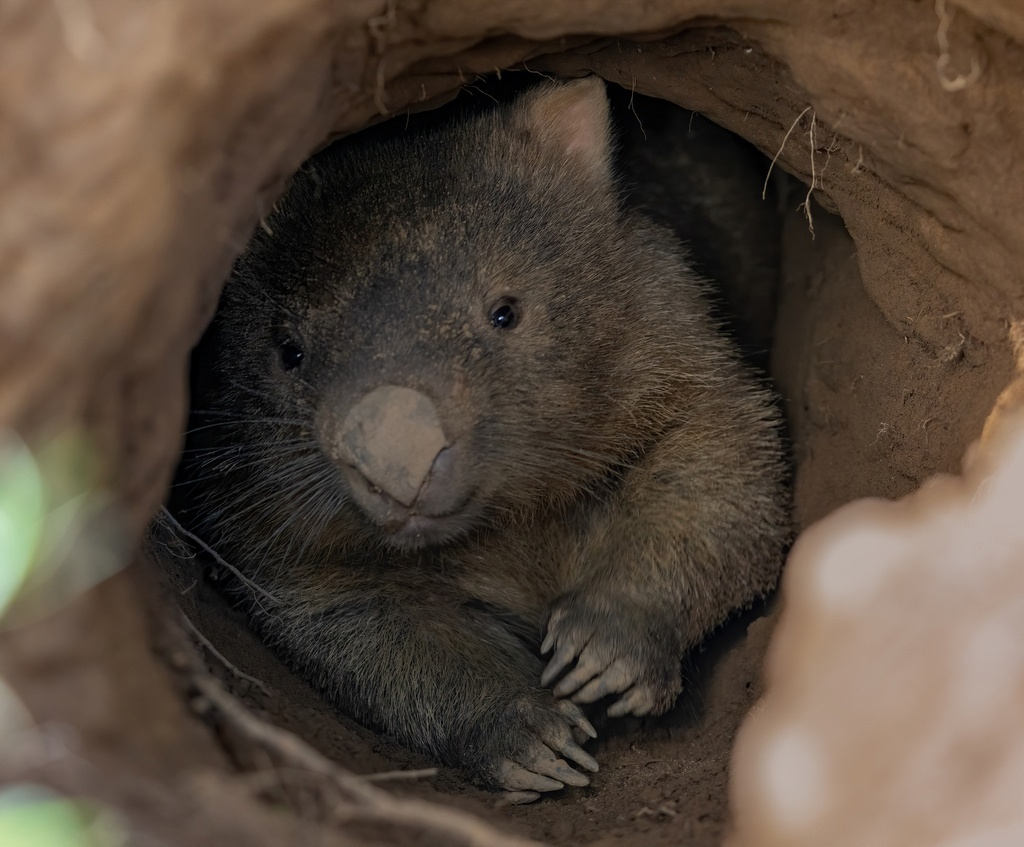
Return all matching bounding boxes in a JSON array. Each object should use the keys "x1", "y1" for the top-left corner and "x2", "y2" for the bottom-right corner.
[
  {"x1": 0, "y1": 786, "x2": 125, "y2": 847},
  {"x1": 0, "y1": 430, "x2": 128, "y2": 628},
  {"x1": 0, "y1": 436, "x2": 45, "y2": 620}
]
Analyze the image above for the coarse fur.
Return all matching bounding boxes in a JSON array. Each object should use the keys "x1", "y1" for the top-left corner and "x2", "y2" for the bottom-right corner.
[{"x1": 177, "y1": 78, "x2": 790, "y2": 799}]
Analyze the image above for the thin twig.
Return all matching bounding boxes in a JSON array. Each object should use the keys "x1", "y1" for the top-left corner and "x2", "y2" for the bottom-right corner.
[
  {"x1": 181, "y1": 613, "x2": 271, "y2": 696},
  {"x1": 364, "y1": 767, "x2": 439, "y2": 783},
  {"x1": 797, "y1": 112, "x2": 818, "y2": 238},
  {"x1": 520, "y1": 62, "x2": 554, "y2": 81},
  {"x1": 156, "y1": 507, "x2": 280, "y2": 607},
  {"x1": 762, "y1": 105, "x2": 812, "y2": 200},
  {"x1": 628, "y1": 78, "x2": 646, "y2": 140}
]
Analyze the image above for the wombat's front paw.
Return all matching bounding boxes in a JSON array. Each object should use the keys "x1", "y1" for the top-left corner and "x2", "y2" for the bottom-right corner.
[
  {"x1": 480, "y1": 691, "x2": 599, "y2": 804},
  {"x1": 541, "y1": 592, "x2": 683, "y2": 718}
]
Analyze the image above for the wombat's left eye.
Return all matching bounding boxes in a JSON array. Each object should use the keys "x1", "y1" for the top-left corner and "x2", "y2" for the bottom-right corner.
[
  {"x1": 489, "y1": 299, "x2": 518, "y2": 330},
  {"x1": 278, "y1": 341, "x2": 305, "y2": 371}
]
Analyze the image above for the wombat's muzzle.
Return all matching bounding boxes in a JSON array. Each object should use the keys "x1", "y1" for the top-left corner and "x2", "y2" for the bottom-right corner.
[{"x1": 333, "y1": 385, "x2": 475, "y2": 546}]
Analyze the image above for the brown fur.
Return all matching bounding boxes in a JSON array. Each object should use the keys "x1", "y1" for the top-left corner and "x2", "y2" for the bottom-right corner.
[{"x1": 177, "y1": 78, "x2": 790, "y2": 799}]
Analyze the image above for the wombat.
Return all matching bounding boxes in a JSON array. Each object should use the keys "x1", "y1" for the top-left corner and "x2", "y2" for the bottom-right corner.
[{"x1": 178, "y1": 77, "x2": 789, "y2": 802}]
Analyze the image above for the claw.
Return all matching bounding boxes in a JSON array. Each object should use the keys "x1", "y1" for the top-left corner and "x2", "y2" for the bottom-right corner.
[
  {"x1": 540, "y1": 641, "x2": 578, "y2": 687},
  {"x1": 552, "y1": 652, "x2": 603, "y2": 698},
  {"x1": 549, "y1": 758, "x2": 591, "y2": 787},
  {"x1": 607, "y1": 686, "x2": 656, "y2": 718},
  {"x1": 558, "y1": 701, "x2": 598, "y2": 739},
  {"x1": 521, "y1": 741, "x2": 590, "y2": 787},
  {"x1": 501, "y1": 790, "x2": 541, "y2": 805},
  {"x1": 558, "y1": 739, "x2": 599, "y2": 773},
  {"x1": 539, "y1": 702, "x2": 599, "y2": 771},
  {"x1": 571, "y1": 660, "x2": 633, "y2": 704},
  {"x1": 496, "y1": 759, "x2": 565, "y2": 793}
]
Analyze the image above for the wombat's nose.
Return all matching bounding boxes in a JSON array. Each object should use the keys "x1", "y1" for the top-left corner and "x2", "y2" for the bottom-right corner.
[{"x1": 341, "y1": 385, "x2": 448, "y2": 507}]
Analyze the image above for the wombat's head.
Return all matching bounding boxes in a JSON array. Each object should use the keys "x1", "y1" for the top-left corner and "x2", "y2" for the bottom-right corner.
[{"x1": 197, "y1": 78, "x2": 685, "y2": 552}]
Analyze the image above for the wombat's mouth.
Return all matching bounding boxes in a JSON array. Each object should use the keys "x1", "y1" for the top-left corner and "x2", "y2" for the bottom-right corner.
[
  {"x1": 385, "y1": 507, "x2": 478, "y2": 550},
  {"x1": 339, "y1": 460, "x2": 480, "y2": 549}
]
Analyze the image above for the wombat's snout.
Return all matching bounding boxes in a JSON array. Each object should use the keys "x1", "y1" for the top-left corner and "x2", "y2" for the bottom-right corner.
[{"x1": 337, "y1": 385, "x2": 474, "y2": 545}]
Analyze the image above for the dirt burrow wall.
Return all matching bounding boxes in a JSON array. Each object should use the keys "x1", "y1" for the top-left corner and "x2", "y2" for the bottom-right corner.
[{"x1": 1, "y1": 0, "x2": 1023, "y2": 845}]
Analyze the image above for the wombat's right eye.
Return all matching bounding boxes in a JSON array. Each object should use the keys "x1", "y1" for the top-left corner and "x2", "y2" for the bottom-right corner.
[
  {"x1": 278, "y1": 342, "x2": 304, "y2": 372},
  {"x1": 489, "y1": 299, "x2": 519, "y2": 330}
]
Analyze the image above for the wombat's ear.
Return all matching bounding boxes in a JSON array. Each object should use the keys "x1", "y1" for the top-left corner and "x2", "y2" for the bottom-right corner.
[{"x1": 515, "y1": 77, "x2": 612, "y2": 182}]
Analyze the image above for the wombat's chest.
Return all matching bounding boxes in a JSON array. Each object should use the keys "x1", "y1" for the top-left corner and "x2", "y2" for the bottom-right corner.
[{"x1": 438, "y1": 513, "x2": 585, "y2": 623}]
